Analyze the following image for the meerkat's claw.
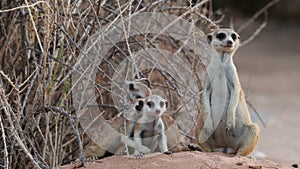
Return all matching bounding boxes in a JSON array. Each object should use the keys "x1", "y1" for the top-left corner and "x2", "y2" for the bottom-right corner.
[
  {"x1": 226, "y1": 121, "x2": 236, "y2": 137},
  {"x1": 246, "y1": 155, "x2": 256, "y2": 161},
  {"x1": 226, "y1": 127, "x2": 236, "y2": 137}
]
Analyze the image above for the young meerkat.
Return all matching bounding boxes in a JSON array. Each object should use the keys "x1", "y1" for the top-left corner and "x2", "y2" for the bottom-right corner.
[
  {"x1": 133, "y1": 95, "x2": 171, "y2": 157},
  {"x1": 116, "y1": 80, "x2": 152, "y2": 118},
  {"x1": 125, "y1": 79, "x2": 152, "y2": 100},
  {"x1": 194, "y1": 28, "x2": 260, "y2": 156}
]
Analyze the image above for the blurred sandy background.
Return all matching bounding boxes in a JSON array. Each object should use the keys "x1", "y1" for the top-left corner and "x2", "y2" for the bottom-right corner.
[{"x1": 216, "y1": 0, "x2": 300, "y2": 164}]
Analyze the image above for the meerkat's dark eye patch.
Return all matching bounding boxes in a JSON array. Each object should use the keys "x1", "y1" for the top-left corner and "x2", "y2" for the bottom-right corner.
[
  {"x1": 135, "y1": 100, "x2": 144, "y2": 111},
  {"x1": 135, "y1": 95, "x2": 142, "y2": 99},
  {"x1": 216, "y1": 32, "x2": 226, "y2": 40},
  {"x1": 147, "y1": 101, "x2": 154, "y2": 108},
  {"x1": 129, "y1": 83, "x2": 134, "y2": 91},
  {"x1": 165, "y1": 101, "x2": 168, "y2": 108},
  {"x1": 159, "y1": 101, "x2": 164, "y2": 108},
  {"x1": 207, "y1": 34, "x2": 212, "y2": 44},
  {"x1": 231, "y1": 34, "x2": 237, "y2": 41}
]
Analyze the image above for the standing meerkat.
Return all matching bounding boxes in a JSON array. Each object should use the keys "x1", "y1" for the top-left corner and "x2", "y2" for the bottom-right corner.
[{"x1": 194, "y1": 28, "x2": 260, "y2": 156}]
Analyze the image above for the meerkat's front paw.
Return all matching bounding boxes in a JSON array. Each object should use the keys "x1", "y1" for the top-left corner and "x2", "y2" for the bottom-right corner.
[
  {"x1": 133, "y1": 152, "x2": 144, "y2": 158},
  {"x1": 226, "y1": 120, "x2": 236, "y2": 137},
  {"x1": 246, "y1": 155, "x2": 256, "y2": 160}
]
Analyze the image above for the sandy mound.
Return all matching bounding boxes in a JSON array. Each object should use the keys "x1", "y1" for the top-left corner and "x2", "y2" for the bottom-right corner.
[{"x1": 59, "y1": 151, "x2": 295, "y2": 169}]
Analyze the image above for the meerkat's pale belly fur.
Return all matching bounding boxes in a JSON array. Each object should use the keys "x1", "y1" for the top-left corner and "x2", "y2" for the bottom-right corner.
[{"x1": 207, "y1": 71, "x2": 259, "y2": 154}]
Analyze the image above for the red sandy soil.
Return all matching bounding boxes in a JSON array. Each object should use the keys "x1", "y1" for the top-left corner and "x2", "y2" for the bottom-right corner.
[{"x1": 60, "y1": 151, "x2": 294, "y2": 169}]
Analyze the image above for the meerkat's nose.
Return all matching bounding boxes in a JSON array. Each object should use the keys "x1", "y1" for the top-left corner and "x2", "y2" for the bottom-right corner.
[
  {"x1": 227, "y1": 40, "x2": 233, "y2": 47},
  {"x1": 155, "y1": 110, "x2": 161, "y2": 114}
]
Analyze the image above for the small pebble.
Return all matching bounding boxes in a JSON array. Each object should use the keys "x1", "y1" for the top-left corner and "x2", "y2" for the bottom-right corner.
[
  {"x1": 292, "y1": 164, "x2": 299, "y2": 168},
  {"x1": 249, "y1": 165, "x2": 262, "y2": 169},
  {"x1": 235, "y1": 162, "x2": 243, "y2": 166}
]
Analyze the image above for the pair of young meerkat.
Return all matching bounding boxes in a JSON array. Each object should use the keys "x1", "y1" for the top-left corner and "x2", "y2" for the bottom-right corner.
[
  {"x1": 85, "y1": 80, "x2": 187, "y2": 158},
  {"x1": 193, "y1": 28, "x2": 260, "y2": 156},
  {"x1": 84, "y1": 81, "x2": 154, "y2": 158},
  {"x1": 124, "y1": 80, "x2": 189, "y2": 157}
]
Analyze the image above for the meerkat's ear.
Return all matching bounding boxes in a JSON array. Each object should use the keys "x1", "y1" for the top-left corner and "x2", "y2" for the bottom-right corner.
[
  {"x1": 135, "y1": 100, "x2": 144, "y2": 111},
  {"x1": 143, "y1": 78, "x2": 151, "y2": 88},
  {"x1": 135, "y1": 95, "x2": 142, "y2": 99},
  {"x1": 207, "y1": 34, "x2": 213, "y2": 44}
]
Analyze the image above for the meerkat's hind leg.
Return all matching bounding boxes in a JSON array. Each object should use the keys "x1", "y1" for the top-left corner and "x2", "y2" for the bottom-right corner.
[
  {"x1": 156, "y1": 119, "x2": 172, "y2": 154},
  {"x1": 133, "y1": 124, "x2": 147, "y2": 158},
  {"x1": 158, "y1": 132, "x2": 172, "y2": 154},
  {"x1": 189, "y1": 138, "x2": 213, "y2": 152},
  {"x1": 236, "y1": 124, "x2": 260, "y2": 156},
  {"x1": 121, "y1": 135, "x2": 151, "y2": 154},
  {"x1": 187, "y1": 143, "x2": 203, "y2": 151},
  {"x1": 199, "y1": 142, "x2": 214, "y2": 152}
]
